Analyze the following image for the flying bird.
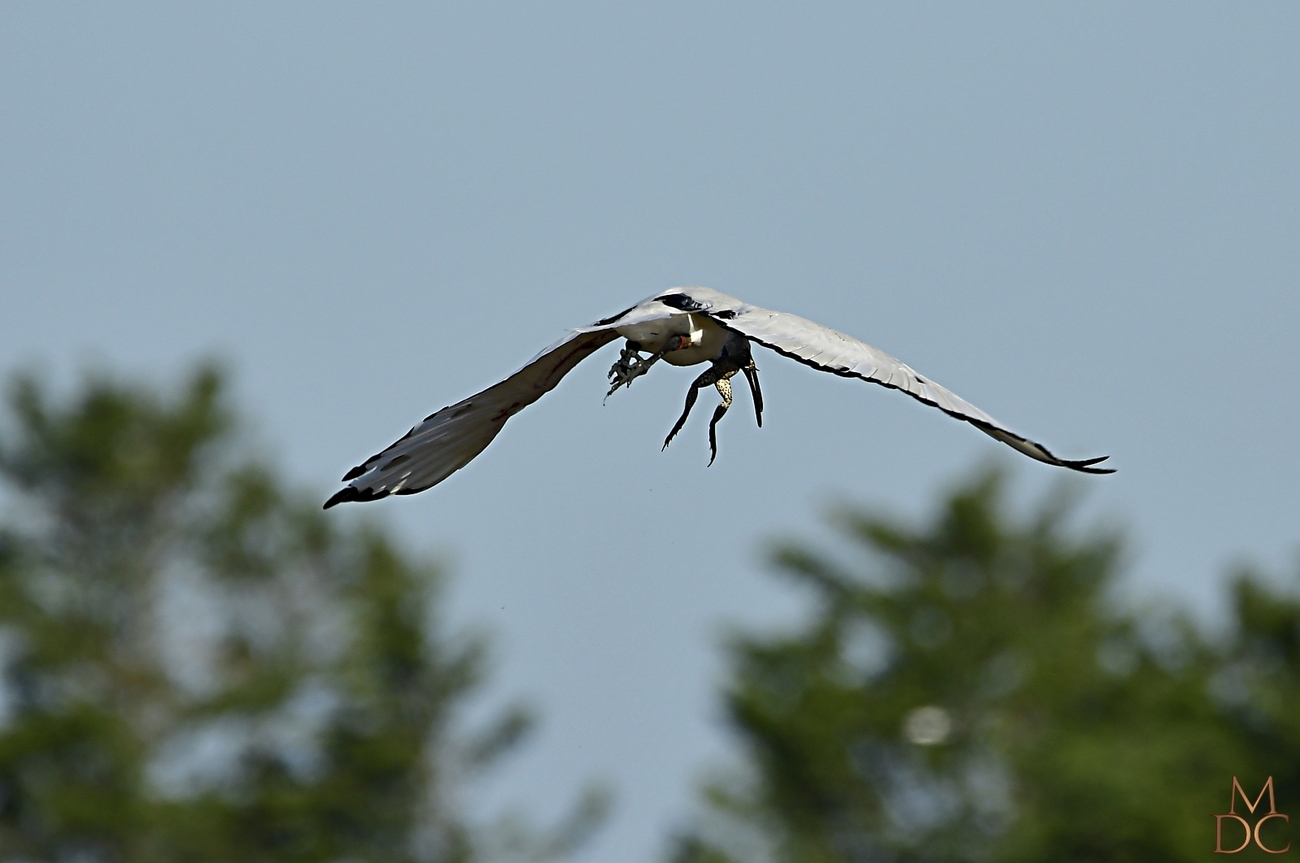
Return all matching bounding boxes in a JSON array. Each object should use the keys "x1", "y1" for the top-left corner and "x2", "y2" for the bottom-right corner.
[{"x1": 325, "y1": 287, "x2": 1111, "y2": 508}]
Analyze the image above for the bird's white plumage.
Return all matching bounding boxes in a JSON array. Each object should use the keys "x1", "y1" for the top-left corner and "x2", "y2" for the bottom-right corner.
[{"x1": 325, "y1": 287, "x2": 1109, "y2": 508}]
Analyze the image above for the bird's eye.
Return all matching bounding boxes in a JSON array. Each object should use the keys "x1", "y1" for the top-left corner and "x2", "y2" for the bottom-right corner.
[{"x1": 658, "y1": 293, "x2": 706, "y2": 312}]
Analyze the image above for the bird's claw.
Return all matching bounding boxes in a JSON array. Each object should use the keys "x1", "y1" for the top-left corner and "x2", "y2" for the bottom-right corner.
[
  {"x1": 605, "y1": 337, "x2": 691, "y2": 401},
  {"x1": 605, "y1": 345, "x2": 652, "y2": 401}
]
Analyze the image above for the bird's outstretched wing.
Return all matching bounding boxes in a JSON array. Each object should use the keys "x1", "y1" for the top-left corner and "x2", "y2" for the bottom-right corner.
[
  {"x1": 660, "y1": 287, "x2": 1114, "y2": 474},
  {"x1": 324, "y1": 299, "x2": 693, "y2": 508},
  {"x1": 324, "y1": 328, "x2": 623, "y2": 508}
]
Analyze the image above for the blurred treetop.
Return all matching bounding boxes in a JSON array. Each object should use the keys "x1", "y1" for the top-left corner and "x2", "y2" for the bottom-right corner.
[
  {"x1": 672, "y1": 470, "x2": 1300, "y2": 863},
  {"x1": 0, "y1": 366, "x2": 604, "y2": 863}
]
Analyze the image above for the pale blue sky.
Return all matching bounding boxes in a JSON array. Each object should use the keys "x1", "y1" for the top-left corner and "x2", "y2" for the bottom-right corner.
[{"x1": 3, "y1": 4, "x2": 1298, "y2": 860}]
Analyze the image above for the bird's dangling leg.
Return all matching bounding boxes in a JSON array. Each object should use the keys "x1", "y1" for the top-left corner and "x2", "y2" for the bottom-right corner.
[
  {"x1": 606, "y1": 336, "x2": 691, "y2": 401},
  {"x1": 662, "y1": 364, "x2": 740, "y2": 466},
  {"x1": 741, "y1": 360, "x2": 762, "y2": 428},
  {"x1": 662, "y1": 366, "x2": 717, "y2": 450},
  {"x1": 706, "y1": 374, "x2": 736, "y2": 466}
]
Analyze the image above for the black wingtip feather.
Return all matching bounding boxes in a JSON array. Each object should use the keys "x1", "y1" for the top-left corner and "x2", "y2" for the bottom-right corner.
[
  {"x1": 323, "y1": 485, "x2": 391, "y2": 510},
  {"x1": 342, "y1": 464, "x2": 367, "y2": 481},
  {"x1": 323, "y1": 488, "x2": 357, "y2": 509},
  {"x1": 1061, "y1": 455, "x2": 1115, "y2": 475}
]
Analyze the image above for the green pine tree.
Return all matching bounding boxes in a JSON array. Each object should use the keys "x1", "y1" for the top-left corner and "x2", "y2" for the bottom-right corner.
[
  {"x1": 673, "y1": 469, "x2": 1299, "y2": 862},
  {"x1": 0, "y1": 365, "x2": 605, "y2": 862}
]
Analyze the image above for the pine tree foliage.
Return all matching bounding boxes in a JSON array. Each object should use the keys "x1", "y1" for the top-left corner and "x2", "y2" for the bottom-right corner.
[
  {"x1": 672, "y1": 470, "x2": 1300, "y2": 863},
  {"x1": 0, "y1": 366, "x2": 604, "y2": 863}
]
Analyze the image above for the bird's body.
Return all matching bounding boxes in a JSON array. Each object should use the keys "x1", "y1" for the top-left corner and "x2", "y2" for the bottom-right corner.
[
  {"x1": 615, "y1": 312, "x2": 727, "y2": 366},
  {"x1": 324, "y1": 287, "x2": 1111, "y2": 509}
]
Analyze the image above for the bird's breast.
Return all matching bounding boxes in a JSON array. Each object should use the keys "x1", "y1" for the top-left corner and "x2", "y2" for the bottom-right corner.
[{"x1": 616, "y1": 313, "x2": 728, "y2": 366}]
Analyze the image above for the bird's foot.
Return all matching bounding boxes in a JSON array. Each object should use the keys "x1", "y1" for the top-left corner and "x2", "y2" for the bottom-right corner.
[
  {"x1": 604, "y1": 336, "x2": 690, "y2": 401},
  {"x1": 605, "y1": 344, "x2": 649, "y2": 400}
]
